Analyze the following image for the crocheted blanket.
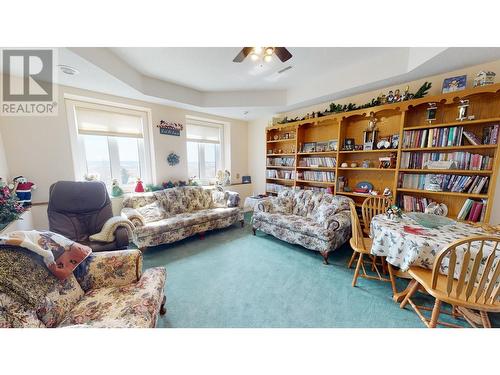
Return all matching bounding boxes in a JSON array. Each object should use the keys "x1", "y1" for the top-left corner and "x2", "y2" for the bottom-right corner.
[
  {"x1": 89, "y1": 216, "x2": 134, "y2": 243},
  {"x1": 0, "y1": 230, "x2": 91, "y2": 280}
]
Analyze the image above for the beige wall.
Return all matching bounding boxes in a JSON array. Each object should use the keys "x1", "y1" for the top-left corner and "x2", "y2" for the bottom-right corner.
[
  {"x1": 0, "y1": 130, "x2": 9, "y2": 181},
  {"x1": 0, "y1": 83, "x2": 248, "y2": 204},
  {"x1": 248, "y1": 59, "x2": 500, "y2": 224}
]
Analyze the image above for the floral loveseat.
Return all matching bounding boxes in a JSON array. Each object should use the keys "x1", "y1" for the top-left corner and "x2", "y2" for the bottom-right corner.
[
  {"x1": 121, "y1": 186, "x2": 243, "y2": 250},
  {"x1": 252, "y1": 190, "x2": 353, "y2": 263},
  {"x1": 0, "y1": 248, "x2": 166, "y2": 328}
]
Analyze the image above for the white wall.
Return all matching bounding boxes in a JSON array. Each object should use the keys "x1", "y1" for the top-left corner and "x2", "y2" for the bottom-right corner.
[
  {"x1": 0, "y1": 82, "x2": 248, "y2": 204},
  {"x1": 248, "y1": 59, "x2": 500, "y2": 224}
]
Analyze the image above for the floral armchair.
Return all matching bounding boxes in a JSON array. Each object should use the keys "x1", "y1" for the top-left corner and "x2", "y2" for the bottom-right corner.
[
  {"x1": 0, "y1": 248, "x2": 166, "y2": 328},
  {"x1": 252, "y1": 190, "x2": 353, "y2": 264}
]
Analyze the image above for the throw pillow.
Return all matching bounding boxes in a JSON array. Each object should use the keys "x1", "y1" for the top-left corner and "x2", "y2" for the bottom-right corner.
[
  {"x1": 272, "y1": 196, "x2": 293, "y2": 215},
  {"x1": 211, "y1": 190, "x2": 228, "y2": 208},
  {"x1": 136, "y1": 202, "x2": 166, "y2": 223}
]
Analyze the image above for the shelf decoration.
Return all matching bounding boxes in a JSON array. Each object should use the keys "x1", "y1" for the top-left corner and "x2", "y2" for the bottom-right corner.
[
  {"x1": 157, "y1": 120, "x2": 183, "y2": 136},
  {"x1": 167, "y1": 152, "x2": 180, "y2": 166},
  {"x1": 277, "y1": 82, "x2": 432, "y2": 123}
]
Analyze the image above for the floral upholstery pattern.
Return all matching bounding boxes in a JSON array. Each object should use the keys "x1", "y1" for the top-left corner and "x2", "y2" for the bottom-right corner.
[
  {"x1": 136, "y1": 201, "x2": 167, "y2": 223},
  {"x1": 123, "y1": 186, "x2": 243, "y2": 248},
  {"x1": 253, "y1": 191, "x2": 352, "y2": 256},
  {"x1": 0, "y1": 248, "x2": 166, "y2": 328},
  {"x1": 58, "y1": 267, "x2": 165, "y2": 328}
]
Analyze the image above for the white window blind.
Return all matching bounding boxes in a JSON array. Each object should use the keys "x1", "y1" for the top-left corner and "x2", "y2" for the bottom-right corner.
[
  {"x1": 75, "y1": 106, "x2": 144, "y2": 138},
  {"x1": 186, "y1": 119, "x2": 222, "y2": 143}
]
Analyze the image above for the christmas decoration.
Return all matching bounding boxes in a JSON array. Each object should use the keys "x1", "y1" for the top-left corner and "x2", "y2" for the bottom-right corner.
[
  {"x1": 167, "y1": 152, "x2": 180, "y2": 166},
  {"x1": 135, "y1": 178, "x2": 145, "y2": 193},
  {"x1": 0, "y1": 178, "x2": 25, "y2": 228},
  {"x1": 12, "y1": 176, "x2": 36, "y2": 206},
  {"x1": 277, "y1": 82, "x2": 433, "y2": 123}
]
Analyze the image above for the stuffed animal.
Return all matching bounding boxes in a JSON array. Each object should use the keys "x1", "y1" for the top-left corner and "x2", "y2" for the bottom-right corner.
[{"x1": 12, "y1": 176, "x2": 36, "y2": 206}]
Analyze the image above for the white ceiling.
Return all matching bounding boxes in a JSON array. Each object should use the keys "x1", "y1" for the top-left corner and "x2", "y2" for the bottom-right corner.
[
  {"x1": 110, "y1": 47, "x2": 398, "y2": 91},
  {"x1": 5, "y1": 47, "x2": 500, "y2": 120}
]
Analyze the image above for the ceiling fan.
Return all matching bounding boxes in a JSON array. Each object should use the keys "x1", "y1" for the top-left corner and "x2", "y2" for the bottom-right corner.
[{"x1": 232, "y1": 47, "x2": 292, "y2": 63}]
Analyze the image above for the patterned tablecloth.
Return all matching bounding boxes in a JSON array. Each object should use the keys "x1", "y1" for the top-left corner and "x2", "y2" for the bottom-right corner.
[{"x1": 370, "y1": 213, "x2": 491, "y2": 272}]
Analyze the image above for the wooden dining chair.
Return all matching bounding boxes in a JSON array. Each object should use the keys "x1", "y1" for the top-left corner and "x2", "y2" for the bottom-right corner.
[
  {"x1": 348, "y1": 196, "x2": 391, "y2": 271},
  {"x1": 348, "y1": 200, "x2": 391, "y2": 287},
  {"x1": 400, "y1": 236, "x2": 500, "y2": 328}
]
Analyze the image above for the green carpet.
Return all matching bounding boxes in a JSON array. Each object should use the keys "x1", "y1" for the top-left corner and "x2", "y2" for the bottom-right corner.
[{"x1": 143, "y1": 215, "x2": 499, "y2": 328}]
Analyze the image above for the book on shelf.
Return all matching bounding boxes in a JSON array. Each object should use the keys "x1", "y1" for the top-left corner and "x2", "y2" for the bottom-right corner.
[
  {"x1": 399, "y1": 173, "x2": 489, "y2": 194},
  {"x1": 298, "y1": 156, "x2": 336, "y2": 167},
  {"x1": 266, "y1": 157, "x2": 295, "y2": 167},
  {"x1": 400, "y1": 151, "x2": 493, "y2": 170},
  {"x1": 462, "y1": 130, "x2": 481, "y2": 145},
  {"x1": 457, "y1": 198, "x2": 488, "y2": 222},
  {"x1": 399, "y1": 195, "x2": 434, "y2": 213},
  {"x1": 298, "y1": 171, "x2": 335, "y2": 182},
  {"x1": 266, "y1": 183, "x2": 293, "y2": 194},
  {"x1": 266, "y1": 169, "x2": 296, "y2": 180},
  {"x1": 403, "y1": 126, "x2": 463, "y2": 149},
  {"x1": 482, "y1": 124, "x2": 499, "y2": 145}
]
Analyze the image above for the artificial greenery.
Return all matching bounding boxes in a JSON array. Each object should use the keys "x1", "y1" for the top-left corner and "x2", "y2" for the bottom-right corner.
[
  {"x1": 145, "y1": 179, "x2": 199, "y2": 192},
  {"x1": 0, "y1": 185, "x2": 24, "y2": 227},
  {"x1": 278, "y1": 82, "x2": 432, "y2": 123}
]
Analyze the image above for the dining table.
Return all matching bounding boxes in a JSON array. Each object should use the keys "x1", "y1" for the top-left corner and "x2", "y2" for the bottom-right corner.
[{"x1": 369, "y1": 213, "x2": 494, "y2": 302}]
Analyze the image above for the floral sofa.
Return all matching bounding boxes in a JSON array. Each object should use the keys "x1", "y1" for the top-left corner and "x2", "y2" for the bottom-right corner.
[
  {"x1": 0, "y1": 248, "x2": 166, "y2": 328},
  {"x1": 121, "y1": 186, "x2": 243, "y2": 250},
  {"x1": 252, "y1": 190, "x2": 353, "y2": 263}
]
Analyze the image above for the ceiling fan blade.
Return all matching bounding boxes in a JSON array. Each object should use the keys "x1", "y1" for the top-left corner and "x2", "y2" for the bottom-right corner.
[
  {"x1": 233, "y1": 47, "x2": 253, "y2": 62},
  {"x1": 274, "y1": 47, "x2": 292, "y2": 62}
]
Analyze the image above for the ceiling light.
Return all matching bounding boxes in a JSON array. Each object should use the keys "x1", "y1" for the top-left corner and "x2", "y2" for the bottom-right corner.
[
  {"x1": 58, "y1": 65, "x2": 79, "y2": 75},
  {"x1": 263, "y1": 54, "x2": 273, "y2": 63},
  {"x1": 264, "y1": 47, "x2": 274, "y2": 55},
  {"x1": 250, "y1": 53, "x2": 260, "y2": 61},
  {"x1": 253, "y1": 47, "x2": 263, "y2": 55}
]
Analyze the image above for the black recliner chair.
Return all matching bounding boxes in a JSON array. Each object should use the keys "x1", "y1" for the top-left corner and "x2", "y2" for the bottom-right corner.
[{"x1": 47, "y1": 181, "x2": 129, "y2": 251}]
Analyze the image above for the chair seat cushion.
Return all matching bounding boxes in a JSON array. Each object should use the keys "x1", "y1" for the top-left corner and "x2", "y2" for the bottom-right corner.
[
  {"x1": 141, "y1": 207, "x2": 240, "y2": 232},
  {"x1": 58, "y1": 267, "x2": 166, "y2": 328},
  {"x1": 253, "y1": 212, "x2": 336, "y2": 240}
]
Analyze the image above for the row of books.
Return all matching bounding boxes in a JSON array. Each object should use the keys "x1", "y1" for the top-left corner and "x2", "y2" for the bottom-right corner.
[
  {"x1": 399, "y1": 173, "x2": 489, "y2": 194},
  {"x1": 457, "y1": 199, "x2": 488, "y2": 222},
  {"x1": 402, "y1": 126, "x2": 464, "y2": 149},
  {"x1": 298, "y1": 157, "x2": 336, "y2": 168},
  {"x1": 299, "y1": 186, "x2": 329, "y2": 193},
  {"x1": 298, "y1": 171, "x2": 335, "y2": 182},
  {"x1": 266, "y1": 157, "x2": 295, "y2": 167},
  {"x1": 400, "y1": 151, "x2": 493, "y2": 170},
  {"x1": 266, "y1": 183, "x2": 290, "y2": 193},
  {"x1": 266, "y1": 169, "x2": 296, "y2": 180},
  {"x1": 398, "y1": 195, "x2": 435, "y2": 213},
  {"x1": 482, "y1": 125, "x2": 499, "y2": 145}
]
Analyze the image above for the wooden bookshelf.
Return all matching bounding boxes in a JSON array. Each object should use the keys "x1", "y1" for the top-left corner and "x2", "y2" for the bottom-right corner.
[{"x1": 265, "y1": 83, "x2": 500, "y2": 223}]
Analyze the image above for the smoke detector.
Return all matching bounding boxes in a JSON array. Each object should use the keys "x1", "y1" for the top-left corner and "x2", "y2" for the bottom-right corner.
[{"x1": 58, "y1": 65, "x2": 79, "y2": 75}]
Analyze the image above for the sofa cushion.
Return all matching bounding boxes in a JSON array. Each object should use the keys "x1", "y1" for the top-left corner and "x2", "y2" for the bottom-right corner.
[
  {"x1": 58, "y1": 267, "x2": 165, "y2": 328},
  {"x1": 137, "y1": 202, "x2": 167, "y2": 223},
  {"x1": 313, "y1": 202, "x2": 338, "y2": 224},
  {"x1": 140, "y1": 207, "x2": 240, "y2": 234},
  {"x1": 122, "y1": 192, "x2": 157, "y2": 209},
  {"x1": 253, "y1": 211, "x2": 338, "y2": 240},
  {"x1": 0, "y1": 248, "x2": 84, "y2": 327},
  {"x1": 0, "y1": 293, "x2": 46, "y2": 328},
  {"x1": 186, "y1": 187, "x2": 212, "y2": 211},
  {"x1": 211, "y1": 190, "x2": 229, "y2": 208}
]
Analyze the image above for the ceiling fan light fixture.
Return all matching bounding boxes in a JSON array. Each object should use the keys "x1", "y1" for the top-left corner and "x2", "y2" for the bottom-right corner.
[
  {"x1": 250, "y1": 53, "x2": 260, "y2": 61},
  {"x1": 263, "y1": 54, "x2": 273, "y2": 63},
  {"x1": 264, "y1": 47, "x2": 274, "y2": 56},
  {"x1": 253, "y1": 47, "x2": 263, "y2": 55}
]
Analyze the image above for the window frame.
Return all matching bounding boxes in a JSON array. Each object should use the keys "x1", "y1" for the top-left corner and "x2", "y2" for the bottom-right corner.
[
  {"x1": 185, "y1": 116, "x2": 225, "y2": 185},
  {"x1": 65, "y1": 95, "x2": 155, "y2": 191}
]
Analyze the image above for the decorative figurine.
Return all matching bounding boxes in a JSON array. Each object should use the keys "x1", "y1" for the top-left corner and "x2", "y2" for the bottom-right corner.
[
  {"x1": 12, "y1": 176, "x2": 36, "y2": 206},
  {"x1": 135, "y1": 178, "x2": 145, "y2": 193},
  {"x1": 383, "y1": 187, "x2": 392, "y2": 197},
  {"x1": 111, "y1": 179, "x2": 124, "y2": 197},
  {"x1": 402, "y1": 85, "x2": 410, "y2": 100},
  {"x1": 386, "y1": 205, "x2": 402, "y2": 221},
  {"x1": 426, "y1": 102, "x2": 438, "y2": 123},
  {"x1": 473, "y1": 71, "x2": 496, "y2": 87},
  {"x1": 457, "y1": 99, "x2": 470, "y2": 121},
  {"x1": 386, "y1": 90, "x2": 394, "y2": 103},
  {"x1": 393, "y1": 89, "x2": 401, "y2": 102}
]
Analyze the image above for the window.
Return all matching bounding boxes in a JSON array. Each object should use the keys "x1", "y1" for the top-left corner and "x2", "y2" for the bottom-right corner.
[
  {"x1": 186, "y1": 118, "x2": 224, "y2": 185},
  {"x1": 66, "y1": 98, "x2": 152, "y2": 190}
]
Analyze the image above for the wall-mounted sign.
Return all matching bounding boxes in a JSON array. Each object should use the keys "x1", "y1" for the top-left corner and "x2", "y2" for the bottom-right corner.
[{"x1": 157, "y1": 120, "x2": 183, "y2": 136}]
